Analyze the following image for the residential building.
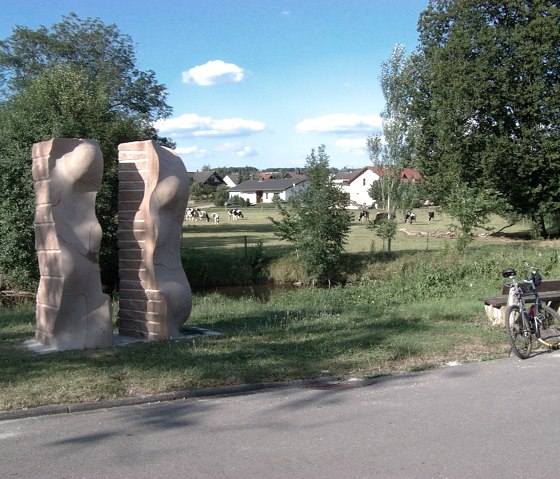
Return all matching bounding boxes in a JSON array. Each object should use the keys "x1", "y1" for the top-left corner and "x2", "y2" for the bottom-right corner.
[
  {"x1": 186, "y1": 171, "x2": 225, "y2": 188},
  {"x1": 333, "y1": 166, "x2": 422, "y2": 208},
  {"x1": 227, "y1": 178, "x2": 308, "y2": 204}
]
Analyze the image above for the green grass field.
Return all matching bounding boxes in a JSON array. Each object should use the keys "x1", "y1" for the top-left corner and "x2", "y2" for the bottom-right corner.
[
  {"x1": 1, "y1": 205, "x2": 558, "y2": 412},
  {"x1": 184, "y1": 203, "x2": 537, "y2": 255}
]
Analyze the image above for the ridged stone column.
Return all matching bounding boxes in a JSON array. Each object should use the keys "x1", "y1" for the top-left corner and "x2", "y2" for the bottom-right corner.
[
  {"x1": 117, "y1": 140, "x2": 192, "y2": 339},
  {"x1": 32, "y1": 138, "x2": 113, "y2": 350}
]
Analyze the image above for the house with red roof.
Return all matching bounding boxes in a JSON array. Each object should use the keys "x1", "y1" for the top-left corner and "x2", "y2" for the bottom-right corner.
[{"x1": 334, "y1": 166, "x2": 421, "y2": 207}]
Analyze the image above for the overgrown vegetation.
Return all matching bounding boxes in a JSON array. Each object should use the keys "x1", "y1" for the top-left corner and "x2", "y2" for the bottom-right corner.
[
  {"x1": 2, "y1": 204, "x2": 559, "y2": 411},
  {"x1": 6, "y1": 244, "x2": 549, "y2": 411},
  {"x1": 0, "y1": 14, "x2": 172, "y2": 292},
  {"x1": 269, "y1": 145, "x2": 352, "y2": 284},
  {"x1": 408, "y1": 0, "x2": 560, "y2": 238}
]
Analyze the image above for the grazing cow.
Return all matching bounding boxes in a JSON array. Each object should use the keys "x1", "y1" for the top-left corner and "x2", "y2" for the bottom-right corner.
[
  {"x1": 211, "y1": 213, "x2": 220, "y2": 224},
  {"x1": 197, "y1": 210, "x2": 210, "y2": 222},
  {"x1": 404, "y1": 211, "x2": 416, "y2": 224},
  {"x1": 427, "y1": 210, "x2": 435, "y2": 222},
  {"x1": 184, "y1": 208, "x2": 196, "y2": 222},
  {"x1": 373, "y1": 212, "x2": 389, "y2": 225},
  {"x1": 358, "y1": 210, "x2": 369, "y2": 222},
  {"x1": 228, "y1": 208, "x2": 244, "y2": 220}
]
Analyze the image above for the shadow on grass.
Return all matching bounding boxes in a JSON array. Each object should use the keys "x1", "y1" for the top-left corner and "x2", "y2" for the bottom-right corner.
[
  {"x1": 183, "y1": 221, "x2": 276, "y2": 236},
  {"x1": 0, "y1": 302, "x2": 443, "y2": 391}
]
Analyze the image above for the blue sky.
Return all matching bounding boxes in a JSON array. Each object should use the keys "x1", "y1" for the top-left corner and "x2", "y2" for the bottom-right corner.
[{"x1": 0, "y1": 0, "x2": 427, "y2": 171}]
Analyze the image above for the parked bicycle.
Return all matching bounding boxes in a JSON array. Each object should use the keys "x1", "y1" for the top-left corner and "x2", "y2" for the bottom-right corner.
[{"x1": 503, "y1": 264, "x2": 560, "y2": 359}]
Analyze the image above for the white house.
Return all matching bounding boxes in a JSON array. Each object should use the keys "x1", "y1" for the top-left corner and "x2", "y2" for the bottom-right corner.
[
  {"x1": 333, "y1": 167, "x2": 381, "y2": 207},
  {"x1": 227, "y1": 178, "x2": 308, "y2": 204},
  {"x1": 222, "y1": 173, "x2": 239, "y2": 188}
]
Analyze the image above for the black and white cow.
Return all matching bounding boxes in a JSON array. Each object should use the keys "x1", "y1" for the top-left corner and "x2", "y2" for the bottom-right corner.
[
  {"x1": 228, "y1": 209, "x2": 244, "y2": 220},
  {"x1": 197, "y1": 210, "x2": 210, "y2": 222},
  {"x1": 404, "y1": 211, "x2": 416, "y2": 224},
  {"x1": 184, "y1": 207, "x2": 196, "y2": 221},
  {"x1": 427, "y1": 210, "x2": 435, "y2": 222},
  {"x1": 211, "y1": 213, "x2": 220, "y2": 224},
  {"x1": 358, "y1": 210, "x2": 369, "y2": 222}
]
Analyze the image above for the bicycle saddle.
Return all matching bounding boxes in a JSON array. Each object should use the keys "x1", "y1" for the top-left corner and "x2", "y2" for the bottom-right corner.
[{"x1": 502, "y1": 268, "x2": 516, "y2": 278}]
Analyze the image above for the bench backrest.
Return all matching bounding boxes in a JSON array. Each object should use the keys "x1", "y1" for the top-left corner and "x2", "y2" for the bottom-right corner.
[{"x1": 500, "y1": 279, "x2": 560, "y2": 295}]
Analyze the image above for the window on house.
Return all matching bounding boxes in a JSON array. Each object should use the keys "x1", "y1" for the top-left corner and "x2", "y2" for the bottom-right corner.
[{"x1": 363, "y1": 178, "x2": 366, "y2": 186}]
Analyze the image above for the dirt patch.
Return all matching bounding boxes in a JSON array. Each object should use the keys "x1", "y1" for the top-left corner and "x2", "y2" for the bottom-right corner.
[{"x1": 399, "y1": 228, "x2": 456, "y2": 238}]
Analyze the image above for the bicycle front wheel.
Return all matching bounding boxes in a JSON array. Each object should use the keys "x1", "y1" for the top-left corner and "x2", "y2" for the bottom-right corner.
[{"x1": 505, "y1": 305, "x2": 533, "y2": 359}]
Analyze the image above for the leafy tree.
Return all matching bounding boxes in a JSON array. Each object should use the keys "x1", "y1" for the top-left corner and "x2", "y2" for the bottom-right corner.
[
  {"x1": 214, "y1": 184, "x2": 229, "y2": 207},
  {"x1": 367, "y1": 218, "x2": 398, "y2": 253},
  {"x1": 367, "y1": 44, "x2": 414, "y2": 218},
  {"x1": 189, "y1": 183, "x2": 205, "y2": 202},
  {"x1": 409, "y1": 0, "x2": 560, "y2": 238},
  {"x1": 202, "y1": 184, "x2": 215, "y2": 199},
  {"x1": 0, "y1": 14, "x2": 172, "y2": 292},
  {"x1": 228, "y1": 195, "x2": 245, "y2": 207},
  {"x1": 443, "y1": 183, "x2": 502, "y2": 251},
  {"x1": 269, "y1": 145, "x2": 352, "y2": 284}
]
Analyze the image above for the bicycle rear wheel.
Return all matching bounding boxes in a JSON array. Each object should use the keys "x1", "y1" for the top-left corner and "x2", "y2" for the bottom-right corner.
[
  {"x1": 505, "y1": 305, "x2": 533, "y2": 359},
  {"x1": 537, "y1": 304, "x2": 560, "y2": 348}
]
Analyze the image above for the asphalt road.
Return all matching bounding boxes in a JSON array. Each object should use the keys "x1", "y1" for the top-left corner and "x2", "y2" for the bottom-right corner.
[{"x1": 2, "y1": 350, "x2": 560, "y2": 479}]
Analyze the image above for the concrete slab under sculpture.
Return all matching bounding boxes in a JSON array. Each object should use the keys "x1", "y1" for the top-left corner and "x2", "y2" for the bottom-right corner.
[
  {"x1": 32, "y1": 139, "x2": 113, "y2": 350},
  {"x1": 117, "y1": 140, "x2": 192, "y2": 339}
]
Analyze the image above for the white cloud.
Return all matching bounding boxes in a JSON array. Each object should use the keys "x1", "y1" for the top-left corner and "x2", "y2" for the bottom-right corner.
[
  {"x1": 236, "y1": 146, "x2": 257, "y2": 157},
  {"x1": 215, "y1": 142, "x2": 258, "y2": 158},
  {"x1": 182, "y1": 60, "x2": 245, "y2": 86},
  {"x1": 336, "y1": 137, "x2": 368, "y2": 156},
  {"x1": 155, "y1": 113, "x2": 266, "y2": 138},
  {"x1": 295, "y1": 114, "x2": 382, "y2": 134},
  {"x1": 174, "y1": 145, "x2": 208, "y2": 157}
]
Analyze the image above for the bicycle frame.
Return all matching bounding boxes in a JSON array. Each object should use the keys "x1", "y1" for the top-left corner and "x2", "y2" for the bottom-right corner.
[{"x1": 506, "y1": 271, "x2": 555, "y2": 347}]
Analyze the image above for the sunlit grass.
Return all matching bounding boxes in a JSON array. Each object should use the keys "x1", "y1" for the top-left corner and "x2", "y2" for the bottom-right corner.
[
  {"x1": 1, "y1": 270, "x2": 510, "y2": 411},
  {"x1": 2, "y1": 210, "x2": 557, "y2": 412}
]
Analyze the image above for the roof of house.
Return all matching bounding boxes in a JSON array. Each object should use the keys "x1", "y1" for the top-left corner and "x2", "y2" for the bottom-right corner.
[
  {"x1": 228, "y1": 178, "x2": 307, "y2": 193},
  {"x1": 334, "y1": 167, "x2": 380, "y2": 184},
  {"x1": 335, "y1": 166, "x2": 422, "y2": 184},
  {"x1": 401, "y1": 167, "x2": 422, "y2": 181},
  {"x1": 187, "y1": 171, "x2": 224, "y2": 184},
  {"x1": 224, "y1": 173, "x2": 240, "y2": 185},
  {"x1": 283, "y1": 171, "x2": 307, "y2": 180}
]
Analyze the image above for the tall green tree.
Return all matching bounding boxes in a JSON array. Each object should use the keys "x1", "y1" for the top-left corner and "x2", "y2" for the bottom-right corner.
[
  {"x1": 409, "y1": 0, "x2": 560, "y2": 238},
  {"x1": 367, "y1": 44, "x2": 414, "y2": 218},
  {"x1": 0, "y1": 65, "x2": 111, "y2": 288},
  {"x1": 269, "y1": 145, "x2": 352, "y2": 284},
  {"x1": 0, "y1": 14, "x2": 172, "y2": 291}
]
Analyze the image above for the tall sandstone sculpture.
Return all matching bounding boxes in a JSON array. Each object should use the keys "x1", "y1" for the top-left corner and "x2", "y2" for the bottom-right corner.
[
  {"x1": 117, "y1": 140, "x2": 192, "y2": 339},
  {"x1": 32, "y1": 139, "x2": 113, "y2": 350}
]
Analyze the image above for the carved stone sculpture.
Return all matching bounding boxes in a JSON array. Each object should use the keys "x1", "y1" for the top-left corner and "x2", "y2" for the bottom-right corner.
[
  {"x1": 32, "y1": 139, "x2": 113, "y2": 350},
  {"x1": 117, "y1": 140, "x2": 192, "y2": 339}
]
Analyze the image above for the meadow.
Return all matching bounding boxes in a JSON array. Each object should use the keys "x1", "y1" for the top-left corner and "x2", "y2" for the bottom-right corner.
[{"x1": 1, "y1": 203, "x2": 558, "y2": 412}]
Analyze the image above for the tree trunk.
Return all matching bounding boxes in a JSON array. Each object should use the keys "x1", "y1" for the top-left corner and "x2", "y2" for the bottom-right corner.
[{"x1": 532, "y1": 213, "x2": 548, "y2": 239}]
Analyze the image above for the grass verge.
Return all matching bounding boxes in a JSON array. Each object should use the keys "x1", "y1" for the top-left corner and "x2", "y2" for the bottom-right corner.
[
  {"x1": 5, "y1": 245, "x2": 551, "y2": 412},
  {"x1": 2, "y1": 214, "x2": 560, "y2": 412}
]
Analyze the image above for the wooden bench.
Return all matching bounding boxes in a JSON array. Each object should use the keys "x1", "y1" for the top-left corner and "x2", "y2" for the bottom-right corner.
[{"x1": 481, "y1": 279, "x2": 560, "y2": 325}]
